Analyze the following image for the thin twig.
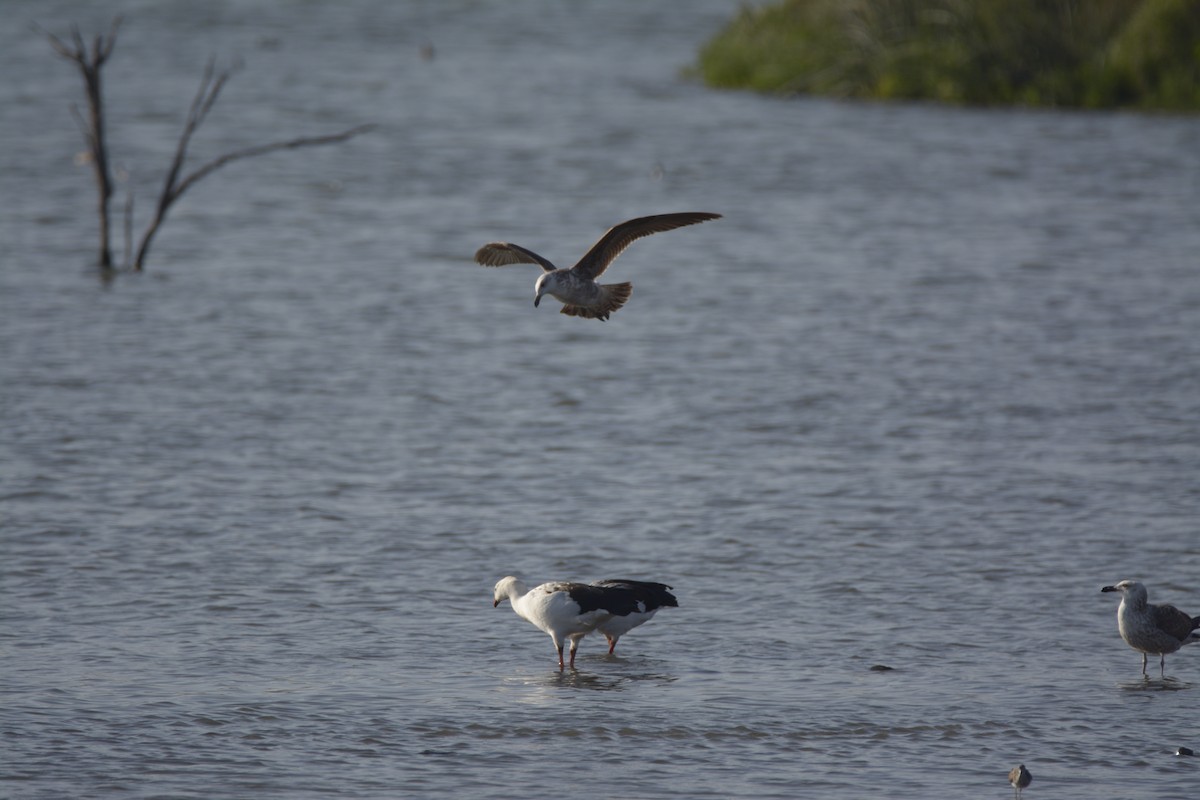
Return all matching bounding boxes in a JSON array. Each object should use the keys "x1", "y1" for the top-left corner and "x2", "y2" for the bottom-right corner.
[
  {"x1": 67, "y1": 103, "x2": 93, "y2": 149},
  {"x1": 122, "y1": 174, "x2": 134, "y2": 269},
  {"x1": 175, "y1": 124, "x2": 377, "y2": 198}
]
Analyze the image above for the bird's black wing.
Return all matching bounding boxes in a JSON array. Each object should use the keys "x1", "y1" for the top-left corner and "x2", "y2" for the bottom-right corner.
[
  {"x1": 474, "y1": 242, "x2": 558, "y2": 273},
  {"x1": 594, "y1": 579, "x2": 679, "y2": 610},
  {"x1": 554, "y1": 582, "x2": 642, "y2": 616},
  {"x1": 571, "y1": 212, "x2": 721, "y2": 280}
]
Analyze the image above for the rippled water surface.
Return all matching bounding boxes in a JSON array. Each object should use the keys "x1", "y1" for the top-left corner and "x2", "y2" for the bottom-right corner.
[{"x1": 3, "y1": 2, "x2": 1200, "y2": 798}]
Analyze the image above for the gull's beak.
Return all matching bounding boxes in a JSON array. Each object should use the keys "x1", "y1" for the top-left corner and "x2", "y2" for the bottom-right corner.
[
  {"x1": 1101, "y1": 585, "x2": 1117, "y2": 593},
  {"x1": 533, "y1": 295, "x2": 541, "y2": 308},
  {"x1": 493, "y1": 599, "x2": 501, "y2": 607}
]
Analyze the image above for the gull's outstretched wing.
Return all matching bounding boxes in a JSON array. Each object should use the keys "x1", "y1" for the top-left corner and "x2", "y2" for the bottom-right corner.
[
  {"x1": 474, "y1": 242, "x2": 557, "y2": 273},
  {"x1": 571, "y1": 212, "x2": 721, "y2": 280}
]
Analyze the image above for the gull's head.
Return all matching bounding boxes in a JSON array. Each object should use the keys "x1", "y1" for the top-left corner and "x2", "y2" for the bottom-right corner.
[
  {"x1": 494, "y1": 576, "x2": 523, "y2": 607},
  {"x1": 1101, "y1": 580, "x2": 1146, "y2": 600},
  {"x1": 533, "y1": 272, "x2": 561, "y2": 308}
]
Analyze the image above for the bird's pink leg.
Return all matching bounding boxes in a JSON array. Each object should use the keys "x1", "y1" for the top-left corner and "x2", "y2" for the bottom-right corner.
[
  {"x1": 607, "y1": 637, "x2": 616, "y2": 655},
  {"x1": 556, "y1": 645, "x2": 565, "y2": 670},
  {"x1": 568, "y1": 641, "x2": 578, "y2": 669}
]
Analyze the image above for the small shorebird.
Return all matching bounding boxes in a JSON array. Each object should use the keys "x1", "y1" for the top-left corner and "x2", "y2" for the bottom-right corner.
[
  {"x1": 473, "y1": 212, "x2": 721, "y2": 320},
  {"x1": 1101, "y1": 580, "x2": 1200, "y2": 677},
  {"x1": 1008, "y1": 764, "x2": 1032, "y2": 798},
  {"x1": 591, "y1": 579, "x2": 678, "y2": 655}
]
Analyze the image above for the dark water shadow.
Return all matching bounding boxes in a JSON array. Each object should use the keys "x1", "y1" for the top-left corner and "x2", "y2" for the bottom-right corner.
[
  {"x1": 594, "y1": 654, "x2": 680, "y2": 686},
  {"x1": 547, "y1": 669, "x2": 627, "y2": 691},
  {"x1": 507, "y1": 657, "x2": 679, "y2": 694},
  {"x1": 1115, "y1": 676, "x2": 1193, "y2": 692}
]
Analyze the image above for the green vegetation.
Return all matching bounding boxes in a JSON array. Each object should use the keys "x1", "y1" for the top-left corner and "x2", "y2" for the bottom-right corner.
[{"x1": 696, "y1": 0, "x2": 1200, "y2": 111}]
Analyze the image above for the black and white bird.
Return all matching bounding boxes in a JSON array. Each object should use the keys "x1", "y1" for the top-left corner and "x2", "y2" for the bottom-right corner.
[
  {"x1": 473, "y1": 212, "x2": 721, "y2": 320},
  {"x1": 1008, "y1": 764, "x2": 1032, "y2": 798},
  {"x1": 493, "y1": 576, "x2": 639, "y2": 669},
  {"x1": 1101, "y1": 580, "x2": 1200, "y2": 677},
  {"x1": 591, "y1": 579, "x2": 678, "y2": 655}
]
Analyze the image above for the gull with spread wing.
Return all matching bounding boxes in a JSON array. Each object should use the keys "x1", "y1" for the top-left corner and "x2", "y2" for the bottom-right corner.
[{"x1": 474, "y1": 212, "x2": 721, "y2": 320}]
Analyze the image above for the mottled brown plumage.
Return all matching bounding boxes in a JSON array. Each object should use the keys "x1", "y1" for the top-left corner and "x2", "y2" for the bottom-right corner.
[{"x1": 1008, "y1": 764, "x2": 1032, "y2": 798}]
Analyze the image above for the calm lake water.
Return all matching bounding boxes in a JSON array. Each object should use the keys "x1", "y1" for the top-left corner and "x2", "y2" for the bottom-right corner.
[{"x1": 3, "y1": 1, "x2": 1199, "y2": 798}]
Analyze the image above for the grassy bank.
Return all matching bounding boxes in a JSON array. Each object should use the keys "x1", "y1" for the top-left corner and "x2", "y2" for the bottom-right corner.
[{"x1": 696, "y1": 0, "x2": 1200, "y2": 111}]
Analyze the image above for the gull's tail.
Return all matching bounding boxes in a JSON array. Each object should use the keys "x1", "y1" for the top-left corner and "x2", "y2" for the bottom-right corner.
[{"x1": 560, "y1": 282, "x2": 632, "y2": 321}]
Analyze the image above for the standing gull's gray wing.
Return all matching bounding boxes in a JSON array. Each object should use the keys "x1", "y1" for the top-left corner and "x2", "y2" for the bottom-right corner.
[
  {"x1": 571, "y1": 212, "x2": 722, "y2": 280},
  {"x1": 474, "y1": 242, "x2": 558, "y2": 273},
  {"x1": 1151, "y1": 603, "x2": 1200, "y2": 642}
]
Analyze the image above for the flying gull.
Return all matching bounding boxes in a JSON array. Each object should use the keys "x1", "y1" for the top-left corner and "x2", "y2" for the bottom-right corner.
[
  {"x1": 1008, "y1": 764, "x2": 1032, "y2": 798},
  {"x1": 591, "y1": 579, "x2": 678, "y2": 655},
  {"x1": 473, "y1": 212, "x2": 721, "y2": 320},
  {"x1": 1101, "y1": 580, "x2": 1200, "y2": 677},
  {"x1": 493, "y1": 576, "x2": 639, "y2": 669}
]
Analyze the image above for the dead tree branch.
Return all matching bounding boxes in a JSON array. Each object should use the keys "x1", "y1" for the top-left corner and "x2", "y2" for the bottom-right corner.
[
  {"x1": 41, "y1": 17, "x2": 122, "y2": 270},
  {"x1": 134, "y1": 58, "x2": 374, "y2": 269},
  {"x1": 44, "y1": 18, "x2": 375, "y2": 274}
]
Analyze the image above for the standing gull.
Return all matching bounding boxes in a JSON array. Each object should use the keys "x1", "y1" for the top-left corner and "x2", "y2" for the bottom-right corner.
[
  {"x1": 591, "y1": 579, "x2": 679, "y2": 655},
  {"x1": 1101, "y1": 580, "x2": 1200, "y2": 677},
  {"x1": 473, "y1": 212, "x2": 721, "y2": 320},
  {"x1": 492, "y1": 576, "x2": 640, "y2": 669},
  {"x1": 1008, "y1": 764, "x2": 1032, "y2": 798}
]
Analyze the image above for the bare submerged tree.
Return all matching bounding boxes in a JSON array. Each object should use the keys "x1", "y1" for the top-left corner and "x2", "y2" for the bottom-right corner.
[
  {"x1": 42, "y1": 17, "x2": 122, "y2": 270},
  {"x1": 42, "y1": 18, "x2": 375, "y2": 272}
]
